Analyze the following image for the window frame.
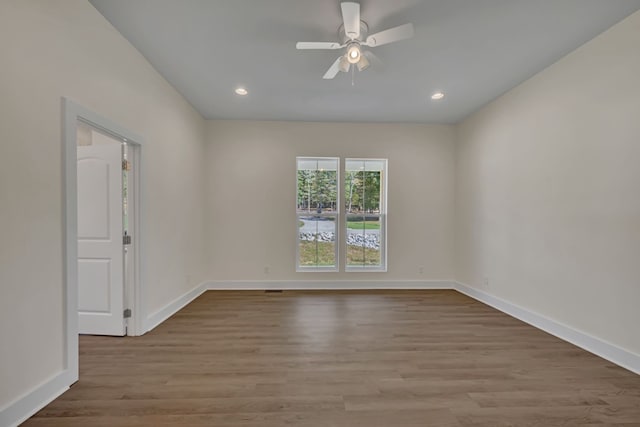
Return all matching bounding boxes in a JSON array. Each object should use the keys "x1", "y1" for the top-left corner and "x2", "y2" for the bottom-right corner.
[
  {"x1": 295, "y1": 157, "x2": 340, "y2": 272},
  {"x1": 344, "y1": 158, "x2": 388, "y2": 272}
]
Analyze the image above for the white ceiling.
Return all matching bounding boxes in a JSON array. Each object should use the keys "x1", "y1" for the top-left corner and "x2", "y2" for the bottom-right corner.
[{"x1": 89, "y1": 0, "x2": 640, "y2": 124}]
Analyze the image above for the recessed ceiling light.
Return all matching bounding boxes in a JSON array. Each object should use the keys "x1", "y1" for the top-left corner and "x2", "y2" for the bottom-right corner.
[
  {"x1": 235, "y1": 87, "x2": 248, "y2": 96},
  {"x1": 431, "y1": 91, "x2": 445, "y2": 100}
]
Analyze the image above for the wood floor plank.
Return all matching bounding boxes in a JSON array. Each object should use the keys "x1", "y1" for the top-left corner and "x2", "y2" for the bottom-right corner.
[{"x1": 23, "y1": 290, "x2": 640, "y2": 426}]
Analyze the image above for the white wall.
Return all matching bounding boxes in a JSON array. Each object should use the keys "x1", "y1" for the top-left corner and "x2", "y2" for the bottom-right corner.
[
  {"x1": 0, "y1": 0, "x2": 207, "y2": 412},
  {"x1": 205, "y1": 120, "x2": 455, "y2": 283},
  {"x1": 455, "y1": 11, "x2": 640, "y2": 355}
]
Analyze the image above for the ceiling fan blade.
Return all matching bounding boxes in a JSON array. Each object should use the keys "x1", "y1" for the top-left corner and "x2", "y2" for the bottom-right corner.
[
  {"x1": 296, "y1": 42, "x2": 342, "y2": 50},
  {"x1": 341, "y1": 2, "x2": 360, "y2": 40},
  {"x1": 323, "y1": 56, "x2": 343, "y2": 79},
  {"x1": 364, "y1": 23, "x2": 414, "y2": 47}
]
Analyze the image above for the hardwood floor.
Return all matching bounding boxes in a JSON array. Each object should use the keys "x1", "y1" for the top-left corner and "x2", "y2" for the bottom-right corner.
[{"x1": 25, "y1": 290, "x2": 640, "y2": 426}]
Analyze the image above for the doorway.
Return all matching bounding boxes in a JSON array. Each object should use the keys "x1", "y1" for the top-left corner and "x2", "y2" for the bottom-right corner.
[
  {"x1": 62, "y1": 98, "x2": 145, "y2": 382},
  {"x1": 76, "y1": 122, "x2": 139, "y2": 336}
]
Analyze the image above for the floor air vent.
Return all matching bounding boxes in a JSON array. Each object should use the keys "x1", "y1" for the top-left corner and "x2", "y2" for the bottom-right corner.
[{"x1": 265, "y1": 290, "x2": 283, "y2": 293}]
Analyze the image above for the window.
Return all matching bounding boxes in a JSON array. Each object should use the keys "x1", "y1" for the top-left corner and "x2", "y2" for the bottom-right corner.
[
  {"x1": 296, "y1": 157, "x2": 387, "y2": 272},
  {"x1": 296, "y1": 157, "x2": 339, "y2": 271},
  {"x1": 345, "y1": 159, "x2": 387, "y2": 271}
]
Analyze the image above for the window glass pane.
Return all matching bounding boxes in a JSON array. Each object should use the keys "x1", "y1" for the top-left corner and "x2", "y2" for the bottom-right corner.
[
  {"x1": 345, "y1": 160, "x2": 383, "y2": 214},
  {"x1": 298, "y1": 214, "x2": 337, "y2": 267},
  {"x1": 297, "y1": 157, "x2": 339, "y2": 271},
  {"x1": 345, "y1": 159, "x2": 386, "y2": 271},
  {"x1": 346, "y1": 215, "x2": 381, "y2": 267},
  {"x1": 297, "y1": 158, "x2": 338, "y2": 214}
]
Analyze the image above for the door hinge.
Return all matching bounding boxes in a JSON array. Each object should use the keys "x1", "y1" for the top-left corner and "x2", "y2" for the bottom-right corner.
[
  {"x1": 122, "y1": 159, "x2": 131, "y2": 171},
  {"x1": 124, "y1": 308, "x2": 132, "y2": 318},
  {"x1": 123, "y1": 233, "x2": 132, "y2": 245}
]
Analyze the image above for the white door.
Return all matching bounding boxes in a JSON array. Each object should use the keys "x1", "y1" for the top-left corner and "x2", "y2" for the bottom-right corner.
[{"x1": 77, "y1": 131, "x2": 125, "y2": 336}]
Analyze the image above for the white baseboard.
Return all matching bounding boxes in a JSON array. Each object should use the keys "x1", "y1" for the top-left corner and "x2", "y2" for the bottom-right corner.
[
  {"x1": 206, "y1": 280, "x2": 455, "y2": 290},
  {"x1": 0, "y1": 370, "x2": 72, "y2": 427},
  {"x1": 454, "y1": 281, "x2": 640, "y2": 375},
  {"x1": 144, "y1": 282, "x2": 208, "y2": 333}
]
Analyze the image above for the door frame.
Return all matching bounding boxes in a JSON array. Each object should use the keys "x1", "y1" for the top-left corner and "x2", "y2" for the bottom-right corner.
[{"x1": 62, "y1": 98, "x2": 144, "y2": 379}]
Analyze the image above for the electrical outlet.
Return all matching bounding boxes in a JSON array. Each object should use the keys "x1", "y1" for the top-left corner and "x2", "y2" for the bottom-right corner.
[
  {"x1": 418, "y1": 267, "x2": 424, "y2": 274},
  {"x1": 264, "y1": 266, "x2": 270, "y2": 274},
  {"x1": 483, "y1": 277, "x2": 489, "y2": 288}
]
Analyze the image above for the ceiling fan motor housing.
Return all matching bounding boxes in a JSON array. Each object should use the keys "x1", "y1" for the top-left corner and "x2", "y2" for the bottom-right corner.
[{"x1": 338, "y1": 21, "x2": 369, "y2": 44}]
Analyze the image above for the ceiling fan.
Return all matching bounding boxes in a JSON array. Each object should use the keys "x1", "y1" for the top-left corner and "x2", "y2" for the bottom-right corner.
[{"x1": 296, "y1": 2, "x2": 414, "y2": 79}]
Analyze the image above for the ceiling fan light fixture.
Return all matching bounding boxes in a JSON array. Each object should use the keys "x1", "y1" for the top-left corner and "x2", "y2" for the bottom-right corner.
[
  {"x1": 339, "y1": 55, "x2": 351, "y2": 73},
  {"x1": 347, "y1": 44, "x2": 361, "y2": 64},
  {"x1": 356, "y1": 54, "x2": 370, "y2": 71},
  {"x1": 235, "y1": 87, "x2": 248, "y2": 96},
  {"x1": 431, "y1": 91, "x2": 445, "y2": 100}
]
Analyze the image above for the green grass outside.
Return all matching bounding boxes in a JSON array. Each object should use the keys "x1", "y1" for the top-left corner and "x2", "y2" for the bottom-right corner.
[
  {"x1": 298, "y1": 241, "x2": 335, "y2": 266},
  {"x1": 346, "y1": 244, "x2": 381, "y2": 265},
  {"x1": 298, "y1": 220, "x2": 378, "y2": 229},
  {"x1": 299, "y1": 241, "x2": 380, "y2": 266},
  {"x1": 346, "y1": 221, "x2": 380, "y2": 230}
]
